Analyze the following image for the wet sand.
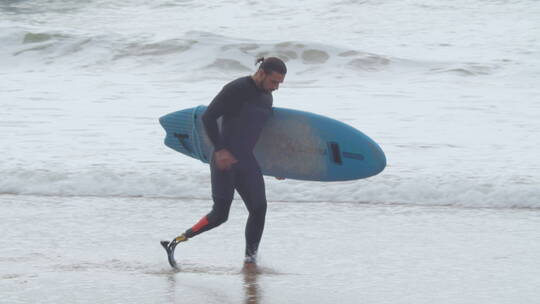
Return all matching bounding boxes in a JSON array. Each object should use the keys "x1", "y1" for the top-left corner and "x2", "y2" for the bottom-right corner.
[{"x1": 1, "y1": 195, "x2": 539, "y2": 304}]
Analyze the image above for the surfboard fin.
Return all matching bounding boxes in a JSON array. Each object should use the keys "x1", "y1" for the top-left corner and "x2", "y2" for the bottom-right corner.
[
  {"x1": 329, "y1": 142, "x2": 343, "y2": 165},
  {"x1": 173, "y1": 133, "x2": 193, "y2": 154}
]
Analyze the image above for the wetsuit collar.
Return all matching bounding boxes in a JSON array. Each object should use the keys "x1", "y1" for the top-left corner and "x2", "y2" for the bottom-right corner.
[{"x1": 249, "y1": 75, "x2": 269, "y2": 94}]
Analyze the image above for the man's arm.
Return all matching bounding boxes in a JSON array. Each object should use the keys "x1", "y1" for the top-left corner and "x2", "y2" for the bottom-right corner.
[
  {"x1": 201, "y1": 87, "x2": 231, "y2": 151},
  {"x1": 202, "y1": 83, "x2": 242, "y2": 170}
]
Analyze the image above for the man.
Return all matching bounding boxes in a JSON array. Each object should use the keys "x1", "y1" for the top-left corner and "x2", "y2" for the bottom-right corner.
[{"x1": 163, "y1": 57, "x2": 287, "y2": 268}]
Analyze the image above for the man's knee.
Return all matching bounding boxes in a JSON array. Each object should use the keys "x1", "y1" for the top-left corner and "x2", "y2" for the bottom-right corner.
[
  {"x1": 209, "y1": 211, "x2": 229, "y2": 225},
  {"x1": 208, "y1": 197, "x2": 232, "y2": 225},
  {"x1": 248, "y1": 200, "x2": 267, "y2": 218}
]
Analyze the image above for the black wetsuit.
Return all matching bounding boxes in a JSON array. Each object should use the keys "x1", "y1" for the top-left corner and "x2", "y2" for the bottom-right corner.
[{"x1": 184, "y1": 76, "x2": 273, "y2": 261}]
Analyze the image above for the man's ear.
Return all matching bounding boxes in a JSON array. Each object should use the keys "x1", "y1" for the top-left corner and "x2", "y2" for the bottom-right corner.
[{"x1": 254, "y1": 69, "x2": 265, "y2": 80}]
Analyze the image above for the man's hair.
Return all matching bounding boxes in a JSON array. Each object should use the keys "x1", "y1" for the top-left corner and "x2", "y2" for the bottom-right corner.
[{"x1": 256, "y1": 57, "x2": 287, "y2": 75}]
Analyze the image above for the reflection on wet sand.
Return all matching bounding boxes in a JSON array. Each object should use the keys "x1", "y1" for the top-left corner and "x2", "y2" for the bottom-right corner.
[
  {"x1": 162, "y1": 264, "x2": 264, "y2": 304},
  {"x1": 166, "y1": 269, "x2": 178, "y2": 304},
  {"x1": 243, "y1": 265, "x2": 261, "y2": 304}
]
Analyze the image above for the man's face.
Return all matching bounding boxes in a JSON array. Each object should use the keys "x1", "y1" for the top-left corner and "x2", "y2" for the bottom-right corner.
[{"x1": 260, "y1": 71, "x2": 285, "y2": 93}]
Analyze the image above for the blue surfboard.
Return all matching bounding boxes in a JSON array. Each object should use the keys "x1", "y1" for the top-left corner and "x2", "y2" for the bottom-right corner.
[{"x1": 159, "y1": 106, "x2": 386, "y2": 181}]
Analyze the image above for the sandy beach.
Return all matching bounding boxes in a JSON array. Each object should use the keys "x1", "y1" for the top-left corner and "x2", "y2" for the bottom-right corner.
[{"x1": 2, "y1": 194, "x2": 538, "y2": 304}]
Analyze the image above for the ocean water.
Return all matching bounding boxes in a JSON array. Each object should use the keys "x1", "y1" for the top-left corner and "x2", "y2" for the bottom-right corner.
[
  {"x1": 1, "y1": 0, "x2": 539, "y2": 208},
  {"x1": 1, "y1": 1, "x2": 540, "y2": 303}
]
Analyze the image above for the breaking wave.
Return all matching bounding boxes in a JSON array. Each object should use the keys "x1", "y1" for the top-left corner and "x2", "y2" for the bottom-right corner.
[
  {"x1": 1, "y1": 30, "x2": 501, "y2": 78},
  {"x1": 1, "y1": 167, "x2": 538, "y2": 210}
]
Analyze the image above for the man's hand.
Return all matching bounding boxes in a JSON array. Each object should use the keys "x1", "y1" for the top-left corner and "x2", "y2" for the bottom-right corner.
[
  {"x1": 214, "y1": 149, "x2": 238, "y2": 170},
  {"x1": 275, "y1": 176, "x2": 285, "y2": 180}
]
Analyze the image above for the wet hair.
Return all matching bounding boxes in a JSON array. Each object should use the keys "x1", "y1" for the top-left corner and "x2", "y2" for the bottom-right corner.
[{"x1": 255, "y1": 57, "x2": 287, "y2": 75}]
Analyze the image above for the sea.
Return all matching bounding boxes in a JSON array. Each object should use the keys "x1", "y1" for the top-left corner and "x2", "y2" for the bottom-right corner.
[{"x1": 1, "y1": 1, "x2": 539, "y2": 303}]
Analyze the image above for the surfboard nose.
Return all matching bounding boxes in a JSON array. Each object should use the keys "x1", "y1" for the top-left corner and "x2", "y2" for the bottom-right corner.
[
  {"x1": 366, "y1": 139, "x2": 386, "y2": 177},
  {"x1": 374, "y1": 148, "x2": 386, "y2": 175}
]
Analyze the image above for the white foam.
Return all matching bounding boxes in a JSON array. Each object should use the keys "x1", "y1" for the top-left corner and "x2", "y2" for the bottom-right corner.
[{"x1": 1, "y1": 166, "x2": 538, "y2": 209}]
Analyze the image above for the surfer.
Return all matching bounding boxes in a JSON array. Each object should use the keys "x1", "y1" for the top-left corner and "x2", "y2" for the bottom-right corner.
[{"x1": 163, "y1": 57, "x2": 287, "y2": 269}]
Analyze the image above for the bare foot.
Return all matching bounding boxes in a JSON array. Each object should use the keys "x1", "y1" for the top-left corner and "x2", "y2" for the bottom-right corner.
[{"x1": 242, "y1": 262, "x2": 258, "y2": 274}]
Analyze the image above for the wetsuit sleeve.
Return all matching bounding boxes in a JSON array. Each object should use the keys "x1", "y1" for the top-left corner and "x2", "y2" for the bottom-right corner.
[{"x1": 202, "y1": 84, "x2": 242, "y2": 151}]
